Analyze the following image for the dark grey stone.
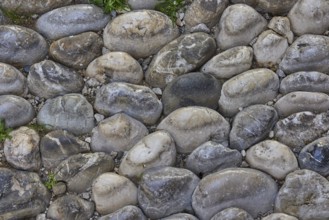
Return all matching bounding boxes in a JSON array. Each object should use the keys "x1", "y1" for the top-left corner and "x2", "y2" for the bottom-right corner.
[
  {"x1": 210, "y1": 207, "x2": 253, "y2": 220},
  {"x1": 161, "y1": 213, "x2": 199, "y2": 220},
  {"x1": 0, "y1": 62, "x2": 27, "y2": 96},
  {"x1": 98, "y1": 205, "x2": 147, "y2": 220}
]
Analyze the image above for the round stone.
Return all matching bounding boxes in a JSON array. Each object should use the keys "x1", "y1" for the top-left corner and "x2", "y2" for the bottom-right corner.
[
  {"x1": 267, "y1": 16, "x2": 294, "y2": 44},
  {"x1": 262, "y1": 213, "x2": 298, "y2": 220},
  {"x1": 162, "y1": 213, "x2": 199, "y2": 220},
  {"x1": 0, "y1": 62, "x2": 27, "y2": 96},
  {"x1": 98, "y1": 205, "x2": 147, "y2": 220},
  {"x1": 210, "y1": 207, "x2": 253, "y2": 220},
  {"x1": 230, "y1": 0, "x2": 297, "y2": 14}
]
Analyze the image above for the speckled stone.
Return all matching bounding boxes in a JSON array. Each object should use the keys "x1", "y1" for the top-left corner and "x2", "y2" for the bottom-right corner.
[
  {"x1": 0, "y1": 62, "x2": 27, "y2": 96},
  {"x1": 230, "y1": 0, "x2": 297, "y2": 14},
  {"x1": 262, "y1": 213, "x2": 298, "y2": 220},
  {"x1": 268, "y1": 16, "x2": 294, "y2": 44},
  {"x1": 210, "y1": 208, "x2": 253, "y2": 220},
  {"x1": 98, "y1": 205, "x2": 147, "y2": 220}
]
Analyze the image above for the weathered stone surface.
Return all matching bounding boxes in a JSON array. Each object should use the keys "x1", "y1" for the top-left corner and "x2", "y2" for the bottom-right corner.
[
  {"x1": 275, "y1": 169, "x2": 329, "y2": 220},
  {"x1": 50, "y1": 32, "x2": 103, "y2": 69},
  {"x1": 186, "y1": 141, "x2": 242, "y2": 176},
  {"x1": 0, "y1": 62, "x2": 27, "y2": 96},
  {"x1": 230, "y1": 105, "x2": 278, "y2": 150},
  {"x1": 54, "y1": 152, "x2": 114, "y2": 193},
  {"x1": 246, "y1": 140, "x2": 298, "y2": 180},
  {"x1": 218, "y1": 69, "x2": 279, "y2": 117},
  {"x1": 127, "y1": 0, "x2": 161, "y2": 9},
  {"x1": 36, "y1": 4, "x2": 110, "y2": 40},
  {"x1": 268, "y1": 16, "x2": 294, "y2": 44},
  {"x1": 0, "y1": 95, "x2": 35, "y2": 127},
  {"x1": 262, "y1": 213, "x2": 298, "y2": 220},
  {"x1": 210, "y1": 208, "x2": 253, "y2": 220},
  {"x1": 0, "y1": 25, "x2": 48, "y2": 67},
  {"x1": 216, "y1": 4, "x2": 267, "y2": 50},
  {"x1": 98, "y1": 205, "x2": 147, "y2": 220},
  {"x1": 94, "y1": 82, "x2": 162, "y2": 125},
  {"x1": 161, "y1": 213, "x2": 199, "y2": 220},
  {"x1": 138, "y1": 166, "x2": 200, "y2": 219},
  {"x1": 27, "y1": 60, "x2": 84, "y2": 99},
  {"x1": 279, "y1": 35, "x2": 329, "y2": 74},
  {"x1": 201, "y1": 46, "x2": 253, "y2": 79},
  {"x1": 103, "y1": 10, "x2": 179, "y2": 58},
  {"x1": 145, "y1": 32, "x2": 216, "y2": 89},
  {"x1": 47, "y1": 195, "x2": 94, "y2": 220},
  {"x1": 230, "y1": 0, "x2": 297, "y2": 14},
  {"x1": 162, "y1": 72, "x2": 221, "y2": 115},
  {"x1": 157, "y1": 106, "x2": 230, "y2": 153},
  {"x1": 192, "y1": 168, "x2": 278, "y2": 220},
  {"x1": 92, "y1": 173, "x2": 137, "y2": 215},
  {"x1": 40, "y1": 130, "x2": 90, "y2": 169},
  {"x1": 37, "y1": 94, "x2": 95, "y2": 135},
  {"x1": 0, "y1": 168, "x2": 51, "y2": 219},
  {"x1": 85, "y1": 52, "x2": 143, "y2": 84},
  {"x1": 288, "y1": 0, "x2": 329, "y2": 36}
]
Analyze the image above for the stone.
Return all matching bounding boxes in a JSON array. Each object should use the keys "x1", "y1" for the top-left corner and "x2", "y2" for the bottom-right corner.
[
  {"x1": 0, "y1": 25, "x2": 48, "y2": 67},
  {"x1": 298, "y1": 136, "x2": 329, "y2": 176},
  {"x1": 246, "y1": 140, "x2": 298, "y2": 180},
  {"x1": 54, "y1": 152, "x2": 114, "y2": 193},
  {"x1": 4, "y1": 127, "x2": 41, "y2": 171},
  {"x1": 145, "y1": 32, "x2": 216, "y2": 89},
  {"x1": 279, "y1": 35, "x2": 329, "y2": 74},
  {"x1": 0, "y1": 168, "x2": 50, "y2": 219},
  {"x1": 138, "y1": 166, "x2": 200, "y2": 219},
  {"x1": 37, "y1": 94, "x2": 95, "y2": 135},
  {"x1": 216, "y1": 4, "x2": 267, "y2": 50},
  {"x1": 94, "y1": 82, "x2": 162, "y2": 125},
  {"x1": 288, "y1": 0, "x2": 329, "y2": 36},
  {"x1": 218, "y1": 69, "x2": 279, "y2": 117},
  {"x1": 280, "y1": 71, "x2": 329, "y2": 94},
  {"x1": 50, "y1": 32, "x2": 103, "y2": 69},
  {"x1": 210, "y1": 208, "x2": 253, "y2": 220},
  {"x1": 275, "y1": 169, "x2": 329, "y2": 220},
  {"x1": 0, "y1": 95, "x2": 35, "y2": 128},
  {"x1": 157, "y1": 106, "x2": 230, "y2": 153},
  {"x1": 85, "y1": 52, "x2": 143, "y2": 84},
  {"x1": 161, "y1": 213, "x2": 199, "y2": 220},
  {"x1": 185, "y1": 141, "x2": 242, "y2": 176},
  {"x1": 47, "y1": 195, "x2": 94, "y2": 220},
  {"x1": 274, "y1": 91, "x2": 329, "y2": 117},
  {"x1": 92, "y1": 173, "x2": 137, "y2": 215},
  {"x1": 36, "y1": 4, "x2": 110, "y2": 40},
  {"x1": 40, "y1": 130, "x2": 90, "y2": 169},
  {"x1": 27, "y1": 60, "x2": 84, "y2": 99},
  {"x1": 0, "y1": 9, "x2": 8, "y2": 25},
  {"x1": 230, "y1": 0, "x2": 297, "y2": 14},
  {"x1": 98, "y1": 205, "x2": 147, "y2": 220},
  {"x1": 162, "y1": 72, "x2": 221, "y2": 115},
  {"x1": 119, "y1": 130, "x2": 176, "y2": 183},
  {"x1": 262, "y1": 213, "x2": 298, "y2": 220},
  {"x1": 274, "y1": 111, "x2": 329, "y2": 153},
  {"x1": 0, "y1": 62, "x2": 27, "y2": 96},
  {"x1": 192, "y1": 168, "x2": 278, "y2": 220},
  {"x1": 127, "y1": 0, "x2": 161, "y2": 9},
  {"x1": 230, "y1": 105, "x2": 278, "y2": 150},
  {"x1": 268, "y1": 17, "x2": 294, "y2": 44},
  {"x1": 103, "y1": 10, "x2": 179, "y2": 58},
  {"x1": 52, "y1": 182, "x2": 66, "y2": 196},
  {"x1": 201, "y1": 46, "x2": 253, "y2": 79}
]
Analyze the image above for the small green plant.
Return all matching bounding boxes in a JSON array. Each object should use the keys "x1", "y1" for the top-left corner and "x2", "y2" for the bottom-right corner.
[
  {"x1": 44, "y1": 172, "x2": 57, "y2": 190},
  {"x1": 89, "y1": 0, "x2": 130, "y2": 13},
  {"x1": 27, "y1": 123, "x2": 50, "y2": 136},
  {"x1": 0, "y1": 119, "x2": 12, "y2": 142},
  {"x1": 155, "y1": 0, "x2": 184, "y2": 23}
]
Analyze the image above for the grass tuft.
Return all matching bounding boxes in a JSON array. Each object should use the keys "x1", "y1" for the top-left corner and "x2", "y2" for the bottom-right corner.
[{"x1": 0, "y1": 119, "x2": 12, "y2": 143}]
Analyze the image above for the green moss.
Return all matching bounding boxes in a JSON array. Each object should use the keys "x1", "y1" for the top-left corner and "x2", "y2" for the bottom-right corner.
[
  {"x1": 0, "y1": 119, "x2": 12, "y2": 143},
  {"x1": 89, "y1": 0, "x2": 130, "y2": 13},
  {"x1": 155, "y1": 0, "x2": 184, "y2": 23},
  {"x1": 44, "y1": 172, "x2": 57, "y2": 190}
]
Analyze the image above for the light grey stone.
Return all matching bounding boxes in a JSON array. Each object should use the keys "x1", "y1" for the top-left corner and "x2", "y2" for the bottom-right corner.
[
  {"x1": 52, "y1": 182, "x2": 66, "y2": 196},
  {"x1": 98, "y1": 205, "x2": 147, "y2": 220},
  {"x1": 127, "y1": 0, "x2": 161, "y2": 9},
  {"x1": 230, "y1": 0, "x2": 297, "y2": 14},
  {"x1": 262, "y1": 213, "x2": 298, "y2": 220},
  {"x1": 0, "y1": 62, "x2": 27, "y2": 96},
  {"x1": 268, "y1": 16, "x2": 294, "y2": 44},
  {"x1": 161, "y1": 213, "x2": 199, "y2": 220},
  {"x1": 210, "y1": 208, "x2": 253, "y2": 220}
]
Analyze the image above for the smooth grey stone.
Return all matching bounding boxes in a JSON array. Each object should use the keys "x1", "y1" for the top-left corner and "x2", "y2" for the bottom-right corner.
[
  {"x1": 54, "y1": 152, "x2": 114, "y2": 193},
  {"x1": 0, "y1": 95, "x2": 35, "y2": 128},
  {"x1": 216, "y1": 4, "x2": 267, "y2": 50},
  {"x1": 0, "y1": 62, "x2": 27, "y2": 96},
  {"x1": 0, "y1": 25, "x2": 47, "y2": 67},
  {"x1": 192, "y1": 168, "x2": 278, "y2": 220},
  {"x1": 37, "y1": 94, "x2": 95, "y2": 135},
  {"x1": 186, "y1": 141, "x2": 242, "y2": 176},
  {"x1": 275, "y1": 169, "x2": 329, "y2": 220},
  {"x1": 268, "y1": 16, "x2": 294, "y2": 44},
  {"x1": 274, "y1": 111, "x2": 329, "y2": 153},
  {"x1": 162, "y1": 72, "x2": 221, "y2": 115},
  {"x1": 94, "y1": 82, "x2": 162, "y2": 125},
  {"x1": 299, "y1": 136, "x2": 329, "y2": 176},
  {"x1": 262, "y1": 213, "x2": 298, "y2": 220},
  {"x1": 40, "y1": 130, "x2": 90, "y2": 170},
  {"x1": 50, "y1": 32, "x2": 103, "y2": 69},
  {"x1": 128, "y1": 0, "x2": 161, "y2": 9},
  {"x1": 98, "y1": 205, "x2": 147, "y2": 220},
  {"x1": 157, "y1": 106, "x2": 230, "y2": 153},
  {"x1": 36, "y1": 4, "x2": 110, "y2": 40},
  {"x1": 138, "y1": 166, "x2": 200, "y2": 219},
  {"x1": 161, "y1": 213, "x2": 199, "y2": 220},
  {"x1": 246, "y1": 140, "x2": 298, "y2": 180},
  {"x1": 145, "y1": 32, "x2": 216, "y2": 89},
  {"x1": 27, "y1": 60, "x2": 84, "y2": 99},
  {"x1": 201, "y1": 46, "x2": 253, "y2": 79},
  {"x1": 4, "y1": 127, "x2": 41, "y2": 171},
  {"x1": 210, "y1": 208, "x2": 253, "y2": 220},
  {"x1": 218, "y1": 69, "x2": 279, "y2": 117},
  {"x1": 280, "y1": 71, "x2": 329, "y2": 94},
  {"x1": 288, "y1": 0, "x2": 329, "y2": 36},
  {"x1": 103, "y1": 10, "x2": 179, "y2": 58},
  {"x1": 279, "y1": 35, "x2": 329, "y2": 74},
  {"x1": 230, "y1": 0, "x2": 297, "y2": 14},
  {"x1": 85, "y1": 52, "x2": 143, "y2": 84},
  {"x1": 47, "y1": 195, "x2": 94, "y2": 220},
  {"x1": 0, "y1": 168, "x2": 51, "y2": 219},
  {"x1": 230, "y1": 105, "x2": 278, "y2": 151}
]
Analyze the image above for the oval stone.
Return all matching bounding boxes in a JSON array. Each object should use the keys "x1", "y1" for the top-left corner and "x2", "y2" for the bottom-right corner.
[
  {"x1": 0, "y1": 62, "x2": 27, "y2": 96},
  {"x1": 0, "y1": 25, "x2": 47, "y2": 67},
  {"x1": 268, "y1": 16, "x2": 294, "y2": 44},
  {"x1": 211, "y1": 208, "x2": 253, "y2": 220},
  {"x1": 127, "y1": 0, "x2": 160, "y2": 9},
  {"x1": 230, "y1": 0, "x2": 297, "y2": 14},
  {"x1": 162, "y1": 213, "x2": 199, "y2": 220},
  {"x1": 192, "y1": 168, "x2": 278, "y2": 220},
  {"x1": 98, "y1": 205, "x2": 147, "y2": 220},
  {"x1": 36, "y1": 4, "x2": 110, "y2": 40}
]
